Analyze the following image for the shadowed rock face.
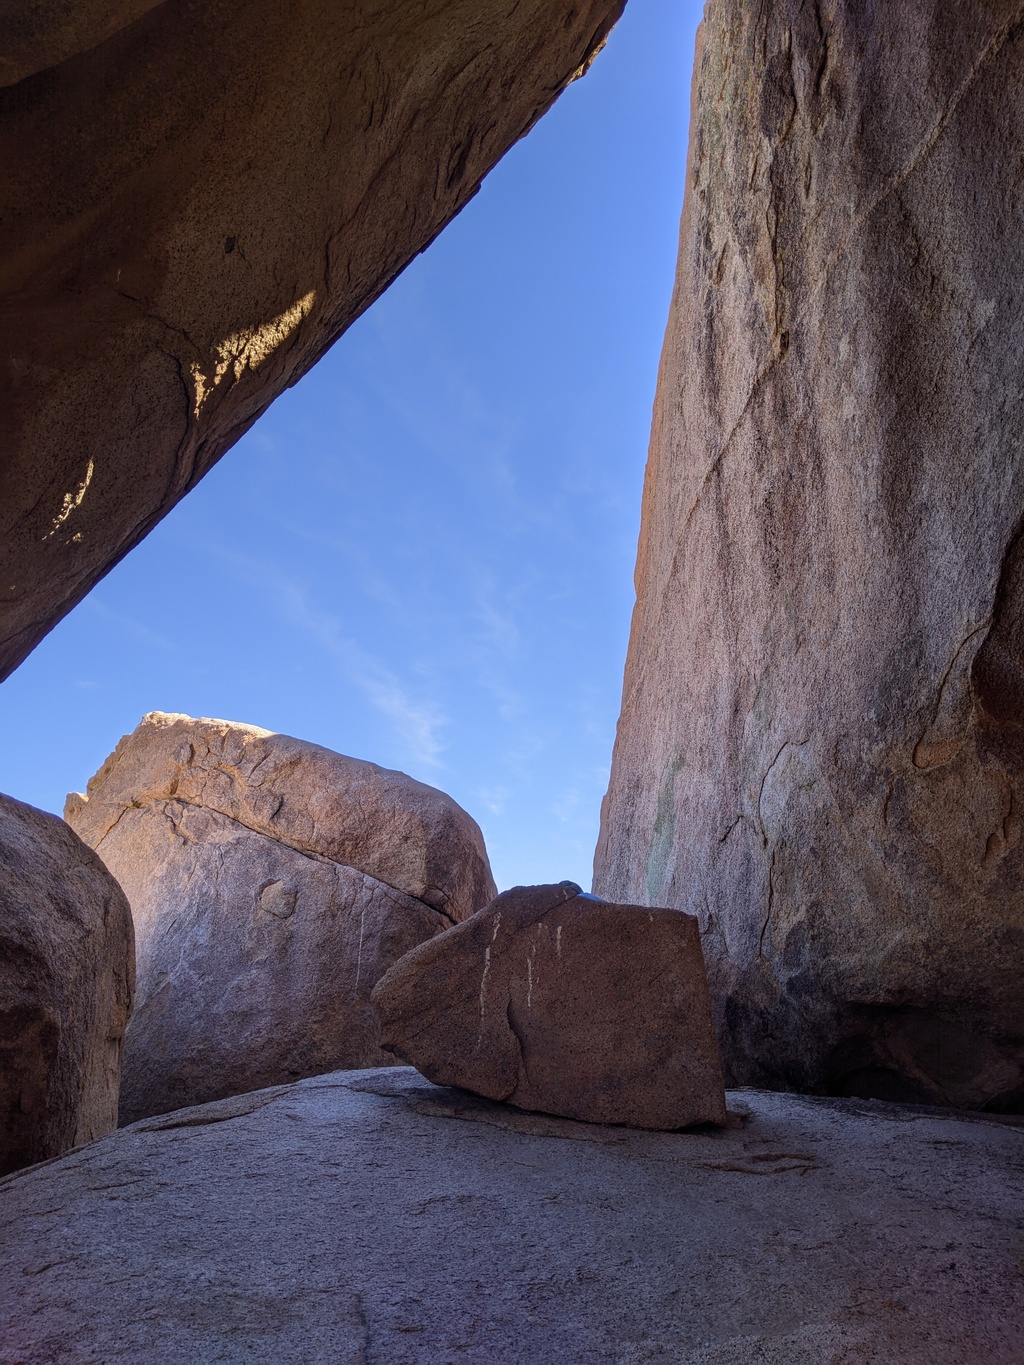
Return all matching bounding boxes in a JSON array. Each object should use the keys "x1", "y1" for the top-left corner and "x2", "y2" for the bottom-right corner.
[
  {"x1": 0, "y1": 794, "x2": 134, "y2": 1174},
  {"x1": 0, "y1": 0, "x2": 625, "y2": 680},
  {"x1": 595, "y1": 1, "x2": 1024, "y2": 1108}
]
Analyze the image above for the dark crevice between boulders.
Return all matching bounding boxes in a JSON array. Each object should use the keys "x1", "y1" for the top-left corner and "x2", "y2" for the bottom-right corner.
[
  {"x1": 128, "y1": 1085, "x2": 293, "y2": 1132},
  {"x1": 337, "y1": 1069, "x2": 744, "y2": 1143}
]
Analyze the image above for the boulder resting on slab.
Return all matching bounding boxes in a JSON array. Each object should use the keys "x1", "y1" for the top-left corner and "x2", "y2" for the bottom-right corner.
[
  {"x1": 0, "y1": 1065, "x2": 1020, "y2": 1363},
  {"x1": 0, "y1": 793, "x2": 134, "y2": 1175},
  {"x1": 372, "y1": 882, "x2": 727, "y2": 1129},
  {"x1": 66, "y1": 713, "x2": 495, "y2": 1123}
]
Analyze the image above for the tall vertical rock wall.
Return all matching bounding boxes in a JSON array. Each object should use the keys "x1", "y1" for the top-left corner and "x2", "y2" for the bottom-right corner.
[
  {"x1": 0, "y1": 0, "x2": 624, "y2": 681},
  {"x1": 595, "y1": 1, "x2": 1024, "y2": 1109}
]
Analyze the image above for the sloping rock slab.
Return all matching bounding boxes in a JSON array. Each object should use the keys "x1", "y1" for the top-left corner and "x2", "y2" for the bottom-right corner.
[
  {"x1": 0, "y1": 1067, "x2": 1020, "y2": 1363},
  {"x1": 373, "y1": 882, "x2": 726, "y2": 1129},
  {"x1": 0, "y1": 794, "x2": 133, "y2": 1174}
]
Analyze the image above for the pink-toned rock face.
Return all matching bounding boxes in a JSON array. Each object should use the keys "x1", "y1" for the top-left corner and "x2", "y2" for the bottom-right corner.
[
  {"x1": 595, "y1": 2, "x2": 1024, "y2": 1109},
  {"x1": 66, "y1": 712, "x2": 495, "y2": 1123},
  {"x1": 67, "y1": 712, "x2": 496, "y2": 923},
  {"x1": 0, "y1": 0, "x2": 624, "y2": 680},
  {"x1": 0, "y1": 794, "x2": 134, "y2": 1174},
  {"x1": 372, "y1": 883, "x2": 727, "y2": 1130}
]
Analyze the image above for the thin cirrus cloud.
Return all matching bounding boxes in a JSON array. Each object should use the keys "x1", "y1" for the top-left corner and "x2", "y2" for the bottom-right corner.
[
  {"x1": 83, "y1": 598, "x2": 177, "y2": 654},
  {"x1": 205, "y1": 542, "x2": 448, "y2": 770},
  {"x1": 476, "y1": 785, "x2": 509, "y2": 817},
  {"x1": 471, "y1": 583, "x2": 522, "y2": 662},
  {"x1": 348, "y1": 294, "x2": 536, "y2": 522}
]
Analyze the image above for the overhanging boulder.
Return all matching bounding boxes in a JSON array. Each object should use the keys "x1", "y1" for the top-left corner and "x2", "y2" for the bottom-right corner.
[{"x1": 0, "y1": 0, "x2": 624, "y2": 679}]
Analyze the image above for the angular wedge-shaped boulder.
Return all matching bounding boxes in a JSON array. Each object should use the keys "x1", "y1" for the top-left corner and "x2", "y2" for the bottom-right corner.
[{"x1": 372, "y1": 882, "x2": 726, "y2": 1130}]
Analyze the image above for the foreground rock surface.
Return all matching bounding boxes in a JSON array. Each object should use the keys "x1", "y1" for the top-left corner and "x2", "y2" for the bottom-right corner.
[
  {"x1": 66, "y1": 713, "x2": 494, "y2": 1122},
  {"x1": 373, "y1": 883, "x2": 726, "y2": 1129},
  {"x1": 0, "y1": 794, "x2": 133, "y2": 1174},
  {"x1": 595, "y1": 1, "x2": 1024, "y2": 1108},
  {"x1": 0, "y1": 0, "x2": 624, "y2": 681},
  {"x1": 0, "y1": 1067, "x2": 1020, "y2": 1363}
]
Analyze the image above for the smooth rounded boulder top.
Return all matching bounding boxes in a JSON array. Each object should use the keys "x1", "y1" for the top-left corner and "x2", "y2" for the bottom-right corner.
[
  {"x1": 66, "y1": 711, "x2": 496, "y2": 922},
  {"x1": 372, "y1": 882, "x2": 727, "y2": 1130},
  {"x1": 0, "y1": 793, "x2": 134, "y2": 1175}
]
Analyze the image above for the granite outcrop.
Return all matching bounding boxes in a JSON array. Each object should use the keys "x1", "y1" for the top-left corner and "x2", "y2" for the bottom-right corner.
[
  {"x1": 1, "y1": 1066, "x2": 1020, "y2": 1362},
  {"x1": 0, "y1": 0, "x2": 625, "y2": 680},
  {"x1": 595, "y1": 0, "x2": 1024, "y2": 1109}
]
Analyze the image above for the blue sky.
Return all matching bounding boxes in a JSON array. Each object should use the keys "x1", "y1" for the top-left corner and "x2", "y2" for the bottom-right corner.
[{"x1": 0, "y1": 0, "x2": 701, "y2": 892}]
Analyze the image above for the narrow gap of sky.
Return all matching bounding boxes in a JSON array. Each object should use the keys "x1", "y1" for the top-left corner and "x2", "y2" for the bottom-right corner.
[{"x1": 0, "y1": 0, "x2": 701, "y2": 891}]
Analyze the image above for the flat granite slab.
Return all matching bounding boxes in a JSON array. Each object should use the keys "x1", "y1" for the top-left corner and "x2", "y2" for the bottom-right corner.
[{"x1": 0, "y1": 1067, "x2": 1020, "y2": 1364}]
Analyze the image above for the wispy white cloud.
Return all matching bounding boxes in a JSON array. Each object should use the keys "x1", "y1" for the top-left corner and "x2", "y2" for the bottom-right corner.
[
  {"x1": 551, "y1": 786, "x2": 583, "y2": 823},
  {"x1": 346, "y1": 290, "x2": 554, "y2": 535},
  {"x1": 473, "y1": 583, "x2": 520, "y2": 660},
  {"x1": 84, "y1": 599, "x2": 176, "y2": 652},
  {"x1": 476, "y1": 785, "x2": 508, "y2": 817},
  {"x1": 199, "y1": 544, "x2": 447, "y2": 769},
  {"x1": 260, "y1": 514, "x2": 407, "y2": 615}
]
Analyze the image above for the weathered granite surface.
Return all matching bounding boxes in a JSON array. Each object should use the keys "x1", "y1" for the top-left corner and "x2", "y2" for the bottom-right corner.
[
  {"x1": 0, "y1": 0, "x2": 624, "y2": 679},
  {"x1": 66, "y1": 712, "x2": 495, "y2": 921},
  {"x1": 65, "y1": 713, "x2": 493, "y2": 1122},
  {"x1": 0, "y1": 1066, "x2": 1020, "y2": 1363},
  {"x1": 595, "y1": 0, "x2": 1024, "y2": 1108},
  {"x1": 374, "y1": 882, "x2": 726, "y2": 1129},
  {"x1": 0, "y1": 794, "x2": 133, "y2": 1175}
]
